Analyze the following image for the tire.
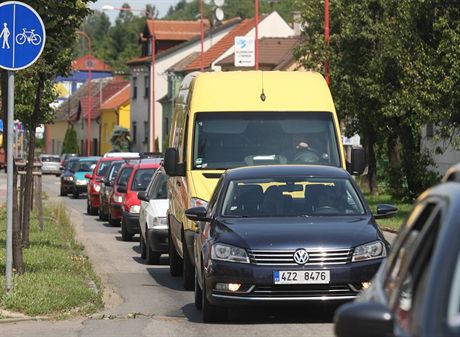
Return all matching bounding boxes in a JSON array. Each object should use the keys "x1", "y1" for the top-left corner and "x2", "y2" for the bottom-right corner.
[
  {"x1": 140, "y1": 235, "x2": 147, "y2": 259},
  {"x1": 182, "y1": 231, "x2": 195, "y2": 290},
  {"x1": 60, "y1": 185, "x2": 66, "y2": 196},
  {"x1": 87, "y1": 201, "x2": 91, "y2": 215},
  {"x1": 194, "y1": 268, "x2": 203, "y2": 310},
  {"x1": 55, "y1": 174, "x2": 60, "y2": 177},
  {"x1": 169, "y1": 230, "x2": 183, "y2": 277},
  {"x1": 73, "y1": 191, "x2": 79, "y2": 199},
  {"x1": 99, "y1": 205, "x2": 108, "y2": 221},
  {"x1": 108, "y1": 213, "x2": 119, "y2": 226},
  {"x1": 202, "y1": 277, "x2": 227, "y2": 323},
  {"x1": 121, "y1": 218, "x2": 133, "y2": 241},
  {"x1": 145, "y1": 237, "x2": 161, "y2": 265}
]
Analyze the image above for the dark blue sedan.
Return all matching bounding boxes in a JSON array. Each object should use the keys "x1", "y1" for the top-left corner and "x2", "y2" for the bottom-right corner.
[{"x1": 186, "y1": 165, "x2": 397, "y2": 322}]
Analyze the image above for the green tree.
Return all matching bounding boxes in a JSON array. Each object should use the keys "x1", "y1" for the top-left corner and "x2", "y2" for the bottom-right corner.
[
  {"x1": 295, "y1": 0, "x2": 459, "y2": 199},
  {"x1": 61, "y1": 127, "x2": 79, "y2": 155}
]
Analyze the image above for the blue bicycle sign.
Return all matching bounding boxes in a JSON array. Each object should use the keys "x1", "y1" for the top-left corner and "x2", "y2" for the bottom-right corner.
[
  {"x1": 0, "y1": 1, "x2": 46, "y2": 71},
  {"x1": 16, "y1": 28, "x2": 42, "y2": 45}
]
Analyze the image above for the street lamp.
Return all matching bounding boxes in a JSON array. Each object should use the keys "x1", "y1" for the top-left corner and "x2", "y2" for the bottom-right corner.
[
  {"x1": 102, "y1": 6, "x2": 156, "y2": 152},
  {"x1": 76, "y1": 31, "x2": 92, "y2": 156}
]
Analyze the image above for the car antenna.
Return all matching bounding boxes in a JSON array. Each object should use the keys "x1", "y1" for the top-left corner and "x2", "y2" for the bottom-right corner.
[{"x1": 260, "y1": 71, "x2": 266, "y2": 102}]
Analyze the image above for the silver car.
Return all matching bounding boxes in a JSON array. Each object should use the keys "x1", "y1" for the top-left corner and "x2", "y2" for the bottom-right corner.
[{"x1": 39, "y1": 154, "x2": 61, "y2": 176}]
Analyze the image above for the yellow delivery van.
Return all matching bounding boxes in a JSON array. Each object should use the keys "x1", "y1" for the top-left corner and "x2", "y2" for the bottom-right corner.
[{"x1": 164, "y1": 71, "x2": 365, "y2": 289}]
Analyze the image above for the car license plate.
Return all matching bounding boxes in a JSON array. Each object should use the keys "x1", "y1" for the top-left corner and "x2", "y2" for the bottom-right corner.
[{"x1": 274, "y1": 270, "x2": 330, "y2": 284}]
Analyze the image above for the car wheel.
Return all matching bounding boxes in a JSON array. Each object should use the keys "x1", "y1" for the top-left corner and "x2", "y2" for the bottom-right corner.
[
  {"x1": 73, "y1": 191, "x2": 79, "y2": 199},
  {"x1": 146, "y1": 238, "x2": 161, "y2": 265},
  {"x1": 140, "y1": 235, "x2": 147, "y2": 259},
  {"x1": 202, "y1": 276, "x2": 227, "y2": 323},
  {"x1": 169, "y1": 230, "x2": 183, "y2": 277},
  {"x1": 87, "y1": 201, "x2": 91, "y2": 215},
  {"x1": 55, "y1": 174, "x2": 60, "y2": 177},
  {"x1": 194, "y1": 267, "x2": 203, "y2": 310},
  {"x1": 100, "y1": 206, "x2": 108, "y2": 221},
  {"x1": 60, "y1": 185, "x2": 66, "y2": 196},
  {"x1": 182, "y1": 231, "x2": 195, "y2": 290},
  {"x1": 121, "y1": 218, "x2": 133, "y2": 241}
]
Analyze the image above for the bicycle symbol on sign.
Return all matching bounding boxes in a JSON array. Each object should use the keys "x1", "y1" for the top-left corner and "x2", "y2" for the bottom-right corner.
[{"x1": 15, "y1": 28, "x2": 41, "y2": 45}]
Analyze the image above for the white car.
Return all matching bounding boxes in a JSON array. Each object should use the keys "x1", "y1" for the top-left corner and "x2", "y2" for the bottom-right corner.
[
  {"x1": 39, "y1": 154, "x2": 62, "y2": 176},
  {"x1": 138, "y1": 166, "x2": 169, "y2": 264}
]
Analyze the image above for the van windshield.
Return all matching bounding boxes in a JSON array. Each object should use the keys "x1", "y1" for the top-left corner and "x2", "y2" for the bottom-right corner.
[{"x1": 193, "y1": 112, "x2": 341, "y2": 170}]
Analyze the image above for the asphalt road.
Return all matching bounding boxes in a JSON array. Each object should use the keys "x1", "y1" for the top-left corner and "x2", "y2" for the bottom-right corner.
[{"x1": 2, "y1": 174, "x2": 394, "y2": 337}]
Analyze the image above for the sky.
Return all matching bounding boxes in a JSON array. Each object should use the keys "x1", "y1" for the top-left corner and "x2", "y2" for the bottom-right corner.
[{"x1": 90, "y1": 0, "x2": 185, "y2": 21}]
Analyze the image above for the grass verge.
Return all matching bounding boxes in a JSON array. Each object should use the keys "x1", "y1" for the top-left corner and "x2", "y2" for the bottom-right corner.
[
  {"x1": 0, "y1": 204, "x2": 103, "y2": 319},
  {"x1": 365, "y1": 193, "x2": 413, "y2": 232}
]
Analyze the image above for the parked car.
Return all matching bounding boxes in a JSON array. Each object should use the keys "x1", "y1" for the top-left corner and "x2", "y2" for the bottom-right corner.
[
  {"x1": 86, "y1": 156, "x2": 123, "y2": 215},
  {"x1": 103, "y1": 152, "x2": 139, "y2": 158},
  {"x1": 187, "y1": 165, "x2": 397, "y2": 322},
  {"x1": 108, "y1": 162, "x2": 134, "y2": 226},
  {"x1": 99, "y1": 160, "x2": 124, "y2": 221},
  {"x1": 60, "y1": 157, "x2": 80, "y2": 196},
  {"x1": 334, "y1": 181, "x2": 460, "y2": 337},
  {"x1": 442, "y1": 163, "x2": 460, "y2": 182},
  {"x1": 39, "y1": 154, "x2": 61, "y2": 176},
  {"x1": 119, "y1": 158, "x2": 162, "y2": 241},
  {"x1": 61, "y1": 156, "x2": 99, "y2": 198},
  {"x1": 138, "y1": 165, "x2": 169, "y2": 264},
  {"x1": 60, "y1": 153, "x2": 78, "y2": 168}
]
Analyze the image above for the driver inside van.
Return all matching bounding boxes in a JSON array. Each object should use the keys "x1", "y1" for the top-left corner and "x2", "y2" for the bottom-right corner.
[{"x1": 289, "y1": 134, "x2": 321, "y2": 163}]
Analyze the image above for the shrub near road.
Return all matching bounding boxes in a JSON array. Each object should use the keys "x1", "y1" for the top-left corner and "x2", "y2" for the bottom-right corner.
[{"x1": 0, "y1": 204, "x2": 103, "y2": 318}]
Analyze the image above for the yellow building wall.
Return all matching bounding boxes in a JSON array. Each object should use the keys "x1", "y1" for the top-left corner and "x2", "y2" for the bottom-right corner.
[
  {"x1": 48, "y1": 120, "x2": 68, "y2": 155},
  {"x1": 100, "y1": 101, "x2": 130, "y2": 155}
]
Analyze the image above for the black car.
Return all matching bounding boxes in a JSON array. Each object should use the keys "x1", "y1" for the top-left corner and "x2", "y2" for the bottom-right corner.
[
  {"x1": 59, "y1": 157, "x2": 79, "y2": 196},
  {"x1": 334, "y1": 182, "x2": 460, "y2": 337},
  {"x1": 186, "y1": 165, "x2": 397, "y2": 322}
]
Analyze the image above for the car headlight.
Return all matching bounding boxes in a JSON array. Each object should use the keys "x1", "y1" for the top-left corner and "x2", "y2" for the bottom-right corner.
[
  {"x1": 352, "y1": 241, "x2": 386, "y2": 262},
  {"x1": 211, "y1": 243, "x2": 250, "y2": 264},
  {"x1": 151, "y1": 217, "x2": 168, "y2": 229},
  {"x1": 129, "y1": 205, "x2": 140, "y2": 214},
  {"x1": 64, "y1": 176, "x2": 74, "y2": 181},
  {"x1": 190, "y1": 197, "x2": 208, "y2": 208},
  {"x1": 114, "y1": 195, "x2": 124, "y2": 203},
  {"x1": 94, "y1": 184, "x2": 101, "y2": 192}
]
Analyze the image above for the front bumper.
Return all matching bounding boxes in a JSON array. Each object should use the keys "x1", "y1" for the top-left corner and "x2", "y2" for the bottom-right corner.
[
  {"x1": 122, "y1": 211, "x2": 140, "y2": 234},
  {"x1": 205, "y1": 258, "x2": 382, "y2": 306},
  {"x1": 73, "y1": 184, "x2": 87, "y2": 194},
  {"x1": 147, "y1": 227, "x2": 168, "y2": 253}
]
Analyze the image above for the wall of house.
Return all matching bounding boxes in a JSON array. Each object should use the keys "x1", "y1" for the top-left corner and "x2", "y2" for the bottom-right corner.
[
  {"x1": 48, "y1": 120, "x2": 68, "y2": 155},
  {"x1": 74, "y1": 119, "x2": 101, "y2": 156},
  {"x1": 421, "y1": 126, "x2": 460, "y2": 176},
  {"x1": 100, "y1": 110, "x2": 117, "y2": 155},
  {"x1": 130, "y1": 22, "x2": 238, "y2": 153}
]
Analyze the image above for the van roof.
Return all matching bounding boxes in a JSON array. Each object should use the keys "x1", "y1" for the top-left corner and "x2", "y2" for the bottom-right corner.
[{"x1": 190, "y1": 71, "x2": 335, "y2": 113}]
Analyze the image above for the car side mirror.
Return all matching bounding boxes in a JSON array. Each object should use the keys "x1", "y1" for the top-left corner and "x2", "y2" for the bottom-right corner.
[
  {"x1": 374, "y1": 204, "x2": 398, "y2": 219},
  {"x1": 185, "y1": 207, "x2": 209, "y2": 222},
  {"x1": 85, "y1": 173, "x2": 92, "y2": 179},
  {"x1": 347, "y1": 146, "x2": 366, "y2": 176},
  {"x1": 164, "y1": 147, "x2": 185, "y2": 177},
  {"x1": 334, "y1": 302, "x2": 395, "y2": 337},
  {"x1": 137, "y1": 191, "x2": 148, "y2": 201},
  {"x1": 117, "y1": 185, "x2": 127, "y2": 193}
]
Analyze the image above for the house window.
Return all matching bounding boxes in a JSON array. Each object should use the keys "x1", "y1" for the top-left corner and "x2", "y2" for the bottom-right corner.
[
  {"x1": 144, "y1": 75, "x2": 149, "y2": 98},
  {"x1": 132, "y1": 77, "x2": 137, "y2": 99},
  {"x1": 132, "y1": 122, "x2": 137, "y2": 144},
  {"x1": 144, "y1": 121, "x2": 149, "y2": 144}
]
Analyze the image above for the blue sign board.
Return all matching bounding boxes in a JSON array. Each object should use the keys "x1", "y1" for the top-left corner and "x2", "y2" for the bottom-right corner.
[{"x1": 0, "y1": 1, "x2": 45, "y2": 71}]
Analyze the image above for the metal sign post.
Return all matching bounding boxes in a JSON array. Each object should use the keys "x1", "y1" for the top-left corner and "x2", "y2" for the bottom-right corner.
[{"x1": 0, "y1": 1, "x2": 46, "y2": 294}]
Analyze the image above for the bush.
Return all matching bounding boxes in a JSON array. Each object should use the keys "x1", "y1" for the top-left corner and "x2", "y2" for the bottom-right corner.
[{"x1": 61, "y1": 127, "x2": 79, "y2": 155}]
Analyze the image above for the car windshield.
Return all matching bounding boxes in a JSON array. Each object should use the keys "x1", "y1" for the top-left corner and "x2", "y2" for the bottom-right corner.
[
  {"x1": 193, "y1": 112, "x2": 341, "y2": 170},
  {"x1": 78, "y1": 160, "x2": 97, "y2": 172},
  {"x1": 106, "y1": 162, "x2": 123, "y2": 181},
  {"x1": 41, "y1": 156, "x2": 60, "y2": 162},
  {"x1": 97, "y1": 161, "x2": 113, "y2": 176},
  {"x1": 221, "y1": 177, "x2": 365, "y2": 217},
  {"x1": 67, "y1": 160, "x2": 79, "y2": 172},
  {"x1": 117, "y1": 167, "x2": 133, "y2": 185},
  {"x1": 131, "y1": 168, "x2": 155, "y2": 192}
]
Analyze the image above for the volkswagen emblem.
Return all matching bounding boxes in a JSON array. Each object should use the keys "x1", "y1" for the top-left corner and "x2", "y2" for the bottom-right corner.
[{"x1": 293, "y1": 249, "x2": 309, "y2": 265}]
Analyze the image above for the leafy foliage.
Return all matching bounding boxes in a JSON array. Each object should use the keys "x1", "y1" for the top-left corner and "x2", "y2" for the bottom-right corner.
[
  {"x1": 294, "y1": 0, "x2": 459, "y2": 199},
  {"x1": 62, "y1": 127, "x2": 79, "y2": 155}
]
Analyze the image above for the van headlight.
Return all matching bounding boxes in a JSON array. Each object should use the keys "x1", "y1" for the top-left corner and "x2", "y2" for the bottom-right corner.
[
  {"x1": 211, "y1": 243, "x2": 250, "y2": 264},
  {"x1": 352, "y1": 241, "x2": 386, "y2": 262}
]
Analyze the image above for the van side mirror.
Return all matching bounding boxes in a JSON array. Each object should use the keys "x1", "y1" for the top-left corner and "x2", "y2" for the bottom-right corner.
[
  {"x1": 164, "y1": 147, "x2": 185, "y2": 176},
  {"x1": 347, "y1": 146, "x2": 366, "y2": 176}
]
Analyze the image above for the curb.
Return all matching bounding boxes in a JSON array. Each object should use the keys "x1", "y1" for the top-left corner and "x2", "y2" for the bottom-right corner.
[{"x1": 0, "y1": 316, "x2": 50, "y2": 324}]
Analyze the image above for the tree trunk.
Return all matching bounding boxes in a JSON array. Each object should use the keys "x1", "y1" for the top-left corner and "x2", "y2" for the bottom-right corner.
[
  {"x1": 12, "y1": 161, "x2": 24, "y2": 274},
  {"x1": 364, "y1": 128, "x2": 378, "y2": 195},
  {"x1": 21, "y1": 73, "x2": 45, "y2": 247},
  {"x1": 400, "y1": 124, "x2": 424, "y2": 198}
]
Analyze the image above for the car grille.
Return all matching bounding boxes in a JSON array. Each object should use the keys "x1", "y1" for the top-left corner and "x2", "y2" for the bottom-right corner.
[
  {"x1": 251, "y1": 284, "x2": 357, "y2": 298},
  {"x1": 247, "y1": 248, "x2": 352, "y2": 266}
]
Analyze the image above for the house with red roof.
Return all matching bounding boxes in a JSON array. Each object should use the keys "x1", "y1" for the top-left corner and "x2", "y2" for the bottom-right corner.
[{"x1": 127, "y1": 17, "x2": 241, "y2": 152}]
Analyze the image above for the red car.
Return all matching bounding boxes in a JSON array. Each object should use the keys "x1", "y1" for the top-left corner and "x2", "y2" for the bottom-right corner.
[
  {"x1": 119, "y1": 158, "x2": 162, "y2": 241},
  {"x1": 108, "y1": 162, "x2": 135, "y2": 226},
  {"x1": 85, "y1": 157, "x2": 123, "y2": 215}
]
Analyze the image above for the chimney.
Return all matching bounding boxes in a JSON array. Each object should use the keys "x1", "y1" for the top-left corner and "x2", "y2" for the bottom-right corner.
[{"x1": 292, "y1": 11, "x2": 302, "y2": 36}]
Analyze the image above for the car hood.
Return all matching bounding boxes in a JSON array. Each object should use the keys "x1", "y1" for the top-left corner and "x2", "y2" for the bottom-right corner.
[
  {"x1": 213, "y1": 216, "x2": 383, "y2": 250},
  {"x1": 74, "y1": 172, "x2": 90, "y2": 180}
]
